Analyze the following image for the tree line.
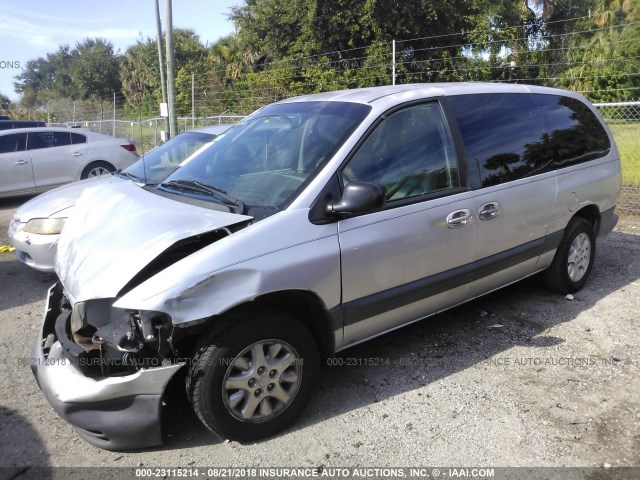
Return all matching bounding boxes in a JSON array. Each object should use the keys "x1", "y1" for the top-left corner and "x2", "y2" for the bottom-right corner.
[{"x1": 3, "y1": 0, "x2": 638, "y2": 120}]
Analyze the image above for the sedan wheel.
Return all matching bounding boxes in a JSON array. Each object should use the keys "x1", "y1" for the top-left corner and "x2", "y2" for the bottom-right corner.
[
  {"x1": 81, "y1": 161, "x2": 115, "y2": 179},
  {"x1": 88, "y1": 166, "x2": 111, "y2": 177}
]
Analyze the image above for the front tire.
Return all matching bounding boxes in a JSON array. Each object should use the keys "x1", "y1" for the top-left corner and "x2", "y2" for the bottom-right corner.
[
  {"x1": 543, "y1": 217, "x2": 596, "y2": 294},
  {"x1": 187, "y1": 311, "x2": 319, "y2": 442}
]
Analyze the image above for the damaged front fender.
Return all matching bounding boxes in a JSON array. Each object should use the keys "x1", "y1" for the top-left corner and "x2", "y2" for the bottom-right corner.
[
  {"x1": 115, "y1": 268, "x2": 263, "y2": 325},
  {"x1": 113, "y1": 210, "x2": 342, "y2": 328}
]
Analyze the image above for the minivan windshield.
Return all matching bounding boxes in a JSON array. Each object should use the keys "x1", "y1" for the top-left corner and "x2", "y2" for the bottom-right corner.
[
  {"x1": 157, "y1": 101, "x2": 370, "y2": 215},
  {"x1": 122, "y1": 131, "x2": 216, "y2": 184}
]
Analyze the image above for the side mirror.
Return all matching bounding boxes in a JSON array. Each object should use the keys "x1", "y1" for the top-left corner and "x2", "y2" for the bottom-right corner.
[{"x1": 327, "y1": 182, "x2": 385, "y2": 216}]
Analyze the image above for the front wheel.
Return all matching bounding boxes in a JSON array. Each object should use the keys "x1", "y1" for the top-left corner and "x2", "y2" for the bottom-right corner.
[
  {"x1": 543, "y1": 217, "x2": 596, "y2": 294},
  {"x1": 187, "y1": 311, "x2": 319, "y2": 441}
]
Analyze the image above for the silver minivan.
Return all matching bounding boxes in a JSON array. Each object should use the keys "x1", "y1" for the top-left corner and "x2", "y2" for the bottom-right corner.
[{"x1": 31, "y1": 83, "x2": 620, "y2": 450}]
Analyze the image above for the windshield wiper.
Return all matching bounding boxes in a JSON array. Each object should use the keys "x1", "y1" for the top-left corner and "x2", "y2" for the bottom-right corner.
[
  {"x1": 118, "y1": 171, "x2": 142, "y2": 182},
  {"x1": 160, "y1": 179, "x2": 245, "y2": 212}
]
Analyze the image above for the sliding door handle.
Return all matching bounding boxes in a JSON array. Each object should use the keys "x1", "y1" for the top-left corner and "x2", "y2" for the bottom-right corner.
[{"x1": 479, "y1": 202, "x2": 500, "y2": 220}]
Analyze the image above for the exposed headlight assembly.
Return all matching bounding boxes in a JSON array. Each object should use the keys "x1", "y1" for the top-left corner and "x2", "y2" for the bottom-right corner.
[{"x1": 23, "y1": 218, "x2": 67, "y2": 235}]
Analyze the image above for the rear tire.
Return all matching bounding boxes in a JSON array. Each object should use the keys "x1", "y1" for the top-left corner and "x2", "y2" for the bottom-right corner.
[
  {"x1": 186, "y1": 310, "x2": 319, "y2": 442},
  {"x1": 81, "y1": 161, "x2": 114, "y2": 179},
  {"x1": 543, "y1": 217, "x2": 596, "y2": 294}
]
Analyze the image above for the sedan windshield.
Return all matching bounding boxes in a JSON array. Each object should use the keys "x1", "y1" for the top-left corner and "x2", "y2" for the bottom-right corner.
[
  {"x1": 158, "y1": 102, "x2": 370, "y2": 215},
  {"x1": 122, "y1": 131, "x2": 215, "y2": 184}
]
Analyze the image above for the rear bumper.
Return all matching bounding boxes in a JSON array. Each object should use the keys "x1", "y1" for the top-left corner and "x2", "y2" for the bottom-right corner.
[{"x1": 31, "y1": 283, "x2": 184, "y2": 451}]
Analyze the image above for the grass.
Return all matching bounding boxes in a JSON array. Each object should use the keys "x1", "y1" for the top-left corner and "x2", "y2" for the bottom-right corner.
[{"x1": 608, "y1": 123, "x2": 640, "y2": 186}]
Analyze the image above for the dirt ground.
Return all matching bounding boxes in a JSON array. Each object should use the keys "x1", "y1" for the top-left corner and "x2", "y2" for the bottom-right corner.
[{"x1": 0, "y1": 195, "x2": 639, "y2": 473}]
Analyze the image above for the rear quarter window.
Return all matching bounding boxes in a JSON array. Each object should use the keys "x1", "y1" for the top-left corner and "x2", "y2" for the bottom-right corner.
[
  {"x1": 448, "y1": 93, "x2": 611, "y2": 189},
  {"x1": 534, "y1": 95, "x2": 611, "y2": 167},
  {"x1": 71, "y1": 133, "x2": 87, "y2": 144}
]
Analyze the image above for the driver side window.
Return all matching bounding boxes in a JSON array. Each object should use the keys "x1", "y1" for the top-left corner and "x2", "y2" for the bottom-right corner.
[{"x1": 342, "y1": 103, "x2": 459, "y2": 201}]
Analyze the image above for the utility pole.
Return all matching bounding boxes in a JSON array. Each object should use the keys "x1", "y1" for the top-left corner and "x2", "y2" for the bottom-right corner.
[
  {"x1": 154, "y1": 0, "x2": 168, "y2": 133},
  {"x1": 165, "y1": 0, "x2": 178, "y2": 138}
]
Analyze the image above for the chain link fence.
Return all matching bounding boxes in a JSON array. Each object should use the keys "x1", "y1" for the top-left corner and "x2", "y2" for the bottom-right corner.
[
  {"x1": 595, "y1": 101, "x2": 640, "y2": 216},
  {"x1": 39, "y1": 95, "x2": 245, "y2": 155},
  {"x1": 49, "y1": 115, "x2": 245, "y2": 155}
]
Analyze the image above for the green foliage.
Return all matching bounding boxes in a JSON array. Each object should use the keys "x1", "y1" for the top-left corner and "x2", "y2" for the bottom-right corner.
[
  {"x1": 174, "y1": 30, "x2": 209, "y2": 114},
  {"x1": 120, "y1": 29, "x2": 213, "y2": 116},
  {"x1": 120, "y1": 37, "x2": 160, "y2": 115},
  {"x1": 557, "y1": 1, "x2": 640, "y2": 101},
  {"x1": 14, "y1": 40, "x2": 120, "y2": 108},
  {"x1": 10, "y1": 0, "x2": 639, "y2": 117},
  {"x1": 227, "y1": 0, "x2": 555, "y2": 98},
  {"x1": 0, "y1": 92, "x2": 11, "y2": 111},
  {"x1": 70, "y1": 39, "x2": 122, "y2": 99}
]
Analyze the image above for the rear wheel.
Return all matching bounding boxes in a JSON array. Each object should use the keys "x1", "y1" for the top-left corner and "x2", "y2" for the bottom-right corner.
[
  {"x1": 187, "y1": 311, "x2": 319, "y2": 441},
  {"x1": 543, "y1": 217, "x2": 596, "y2": 294},
  {"x1": 81, "y1": 161, "x2": 114, "y2": 179}
]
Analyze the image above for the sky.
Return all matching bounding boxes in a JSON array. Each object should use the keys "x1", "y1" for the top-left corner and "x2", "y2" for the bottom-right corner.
[{"x1": 0, "y1": 0, "x2": 240, "y2": 101}]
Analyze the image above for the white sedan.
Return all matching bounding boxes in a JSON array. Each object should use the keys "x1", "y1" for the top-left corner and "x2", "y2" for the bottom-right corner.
[
  {"x1": 8, "y1": 124, "x2": 232, "y2": 272},
  {"x1": 0, "y1": 127, "x2": 138, "y2": 198}
]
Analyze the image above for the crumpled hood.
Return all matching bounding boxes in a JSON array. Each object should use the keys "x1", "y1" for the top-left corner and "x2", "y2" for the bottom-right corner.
[
  {"x1": 56, "y1": 181, "x2": 252, "y2": 303},
  {"x1": 15, "y1": 175, "x2": 124, "y2": 221}
]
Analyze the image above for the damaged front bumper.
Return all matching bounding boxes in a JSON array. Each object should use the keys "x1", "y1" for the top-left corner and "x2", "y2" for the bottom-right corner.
[{"x1": 31, "y1": 283, "x2": 185, "y2": 450}]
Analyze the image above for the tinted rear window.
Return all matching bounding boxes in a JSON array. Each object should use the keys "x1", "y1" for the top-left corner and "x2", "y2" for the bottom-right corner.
[
  {"x1": 71, "y1": 132, "x2": 87, "y2": 144},
  {"x1": 449, "y1": 93, "x2": 611, "y2": 188},
  {"x1": 535, "y1": 95, "x2": 611, "y2": 167},
  {"x1": 449, "y1": 94, "x2": 545, "y2": 187}
]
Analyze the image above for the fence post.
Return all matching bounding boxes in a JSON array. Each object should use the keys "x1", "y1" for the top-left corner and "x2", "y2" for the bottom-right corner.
[
  {"x1": 392, "y1": 39, "x2": 396, "y2": 86},
  {"x1": 192, "y1": 73, "x2": 195, "y2": 130},
  {"x1": 113, "y1": 92, "x2": 116, "y2": 137}
]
